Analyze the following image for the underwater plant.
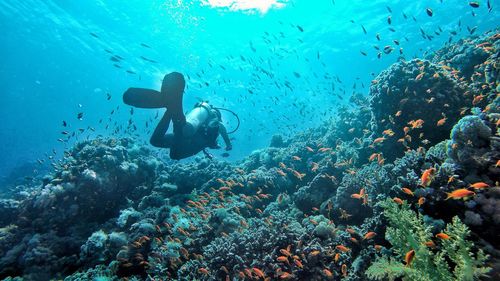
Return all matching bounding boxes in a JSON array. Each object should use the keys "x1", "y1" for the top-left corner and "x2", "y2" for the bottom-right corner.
[{"x1": 366, "y1": 199, "x2": 491, "y2": 281}]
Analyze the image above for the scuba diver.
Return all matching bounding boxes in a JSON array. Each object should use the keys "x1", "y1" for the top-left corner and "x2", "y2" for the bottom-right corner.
[{"x1": 123, "y1": 72, "x2": 234, "y2": 160}]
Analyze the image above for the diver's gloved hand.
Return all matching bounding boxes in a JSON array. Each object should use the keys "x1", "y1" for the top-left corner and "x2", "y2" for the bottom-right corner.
[{"x1": 225, "y1": 145, "x2": 232, "y2": 151}]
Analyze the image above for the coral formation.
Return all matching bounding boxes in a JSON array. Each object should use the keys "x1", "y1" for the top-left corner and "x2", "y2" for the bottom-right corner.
[
  {"x1": 366, "y1": 199, "x2": 490, "y2": 281},
  {"x1": 0, "y1": 30, "x2": 499, "y2": 281}
]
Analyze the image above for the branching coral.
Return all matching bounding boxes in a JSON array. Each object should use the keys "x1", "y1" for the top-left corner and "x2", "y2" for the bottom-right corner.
[{"x1": 366, "y1": 199, "x2": 490, "y2": 281}]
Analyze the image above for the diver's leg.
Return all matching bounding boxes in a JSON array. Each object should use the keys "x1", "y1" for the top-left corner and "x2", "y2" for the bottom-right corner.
[
  {"x1": 150, "y1": 111, "x2": 173, "y2": 148},
  {"x1": 169, "y1": 132, "x2": 208, "y2": 160}
]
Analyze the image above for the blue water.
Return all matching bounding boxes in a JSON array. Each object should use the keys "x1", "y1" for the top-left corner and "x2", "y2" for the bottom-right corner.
[{"x1": 0, "y1": 0, "x2": 498, "y2": 184}]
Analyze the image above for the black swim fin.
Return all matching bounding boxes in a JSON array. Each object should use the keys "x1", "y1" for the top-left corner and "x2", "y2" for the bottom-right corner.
[
  {"x1": 123, "y1": 88, "x2": 166, "y2": 108},
  {"x1": 122, "y1": 72, "x2": 185, "y2": 110}
]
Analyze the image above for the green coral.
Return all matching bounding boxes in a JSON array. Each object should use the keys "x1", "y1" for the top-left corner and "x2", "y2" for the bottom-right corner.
[{"x1": 366, "y1": 199, "x2": 490, "y2": 281}]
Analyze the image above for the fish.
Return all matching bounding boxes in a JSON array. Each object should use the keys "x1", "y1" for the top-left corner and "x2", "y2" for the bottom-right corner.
[
  {"x1": 252, "y1": 268, "x2": 265, "y2": 278},
  {"x1": 198, "y1": 268, "x2": 209, "y2": 275},
  {"x1": 420, "y1": 168, "x2": 435, "y2": 187},
  {"x1": 140, "y1": 43, "x2": 151, "y2": 48},
  {"x1": 469, "y1": 2, "x2": 480, "y2": 8},
  {"x1": 426, "y1": 8, "x2": 433, "y2": 17},
  {"x1": 62, "y1": 121, "x2": 67, "y2": 127},
  {"x1": 297, "y1": 25, "x2": 304, "y2": 32},
  {"x1": 89, "y1": 32, "x2": 100, "y2": 38},
  {"x1": 277, "y1": 256, "x2": 289, "y2": 264},
  {"x1": 446, "y1": 189, "x2": 475, "y2": 200},
  {"x1": 418, "y1": 197, "x2": 426, "y2": 206},
  {"x1": 322, "y1": 269, "x2": 334, "y2": 278},
  {"x1": 77, "y1": 112, "x2": 84, "y2": 120},
  {"x1": 402, "y1": 187, "x2": 414, "y2": 196},
  {"x1": 335, "y1": 245, "x2": 350, "y2": 252},
  {"x1": 405, "y1": 249, "x2": 415, "y2": 266},
  {"x1": 470, "y1": 182, "x2": 489, "y2": 189},
  {"x1": 363, "y1": 231, "x2": 376, "y2": 240},
  {"x1": 361, "y1": 25, "x2": 367, "y2": 34},
  {"x1": 280, "y1": 248, "x2": 292, "y2": 257},
  {"x1": 387, "y1": 16, "x2": 392, "y2": 25},
  {"x1": 393, "y1": 197, "x2": 404, "y2": 204},
  {"x1": 341, "y1": 264, "x2": 348, "y2": 277},
  {"x1": 435, "y1": 232, "x2": 450, "y2": 239}
]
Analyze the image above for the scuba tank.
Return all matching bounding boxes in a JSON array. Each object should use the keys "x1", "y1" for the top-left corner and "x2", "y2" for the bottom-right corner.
[{"x1": 183, "y1": 102, "x2": 210, "y2": 137}]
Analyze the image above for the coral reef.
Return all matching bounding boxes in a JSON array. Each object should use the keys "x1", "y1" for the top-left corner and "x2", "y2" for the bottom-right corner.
[
  {"x1": 366, "y1": 199, "x2": 490, "y2": 281},
  {"x1": 0, "y1": 30, "x2": 498, "y2": 281}
]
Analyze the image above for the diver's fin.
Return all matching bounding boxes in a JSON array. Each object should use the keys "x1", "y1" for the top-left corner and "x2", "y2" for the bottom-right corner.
[
  {"x1": 123, "y1": 88, "x2": 166, "y2": 108},
  {"x1": 122, "y1": 72, "x2": 185, "y2": 111},
  {"x1": 161, "y1": 72, "x2": 185, "y2": 118}
]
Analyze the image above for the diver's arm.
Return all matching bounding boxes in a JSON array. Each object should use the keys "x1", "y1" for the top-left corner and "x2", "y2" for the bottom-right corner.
[
  {"x1": 219, "y1": 123, "x2": 232, "y2": 150},
  {"x1": 150, "y1": 110, "x2": 172, "y2": 148}
]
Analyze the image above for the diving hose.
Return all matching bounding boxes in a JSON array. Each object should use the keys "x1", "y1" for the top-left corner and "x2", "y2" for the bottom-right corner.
[{"x1": 213, "y1": 107, "x2": 240, "y2": 134}]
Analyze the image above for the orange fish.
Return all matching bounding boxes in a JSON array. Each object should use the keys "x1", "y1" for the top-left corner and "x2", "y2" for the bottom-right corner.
[
  {"x1": 420, "y1": 168, "x2": 436, "y2": 187},
  {"x1": 277, "y1": 169, "x2": 287, "y2": 177},
  {"x1": 334, "y1": 253, "x2": 340, "y2": 262},
  {"x1": 292, "y1": 170, "x2": 306, "y2": 180},
  {"x1": 198, "y1": 268, "x2": 210, "y2": 275},
  {"x1": 252, "y1": 268, "x2": 265, "y2": 278},
  {"x1": 423, "y1": 241, "x2": 436, "y2": 248},
  {"x1": 277, "y1": 256, "x2": 289, "y2": 264},
  {"x1": 363, "y1": 231, "x2": 377, "y2": 240},
  {"x1": 374, "y1": 245, "x2": 382, "y2": 251},
  {"x1": 405, "y1": 249, "x2": 415, "y2": 267},
  {"x1": 310, "y1": 250, "x2": 321, "y2": 256},
  {"x1": 401, "y1": 187, "x2": 414, "y2": 196},
  {"x1": 435, "y1": 233, "x2": 450, "y2": 239},
  {"x1": 472, "y1": 94, "x2": 484, "y2": 105},
  {"x1": 403, "y1": 126, "x2": 410, "y2": 135},
  {"x1": 417, "y1": 197, "x2": 426, "y2": 206},
  {"x1": 311, "y1": 162, "x2": 319, "y2": 172},
  {"x1": 292, "y1": 156, "x2": 302, "y2": 161},
  {"x1": 369, "y1": 153, "x2": 379, "y2": 162},
  {"x1": 336, "y1": 245, "x2": 350, "y2": 252},
  {"x1": 279, "y1": 272, "x2": 293, "y2": 280},
  {"x1": 470, "y1": 182, "x2": 490, "y2": 189},
  {"x1": 359, "y1": 188, "x2": 365, "y2": 196},
  {"x1": 373, "y1": 137, "x2": 386, "y2": 144},
  {"x1": 322, "y1": 269, "x2": 334, "y2": 278},
  {"x1": 408, "y1": 119, "x2": 424, "y2": 129},
  {"x1": 351, "y1": 193, "x2": 363, "y2": 199},
  {"x1": 341, "y1": 264, "x2": 348, "y2": 277},
  {"x1": 346, "y1": 228, "x2": 356, "y2": 235},
  {"x1": 280, "y1": 249, "x2": 292, "y2": 256},
  {"x1": 293, "y1": 259, "x2": 303, "y2": 268},
  {"x1": 393, "y1": 197, "x2": 404, "y2": 204},
  {"x1": 395, "y1": 110, "x2": 402, "y2": 117},
  {"x1": 445, "y1": 189, "x2": 475, "y2": 200},
  {"x1": 436, "y1": 117, "x2": 447, "y2": 126},
  {"x1": 306, "y1": 146, "x2": 315, "y2": 152},
  {"x1": 382, "y1": 129, "x2": 395, "y2": 136}
]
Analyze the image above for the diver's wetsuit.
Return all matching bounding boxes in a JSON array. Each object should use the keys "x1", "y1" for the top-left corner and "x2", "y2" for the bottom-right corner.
[{"x1": 150, "y1": 102, "x2": 232, "y2": 160}]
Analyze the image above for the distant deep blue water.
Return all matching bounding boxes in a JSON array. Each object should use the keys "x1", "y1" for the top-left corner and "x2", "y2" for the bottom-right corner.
[{"x1": 0, "y1": 0, "x2": 498, "y2": 185}]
